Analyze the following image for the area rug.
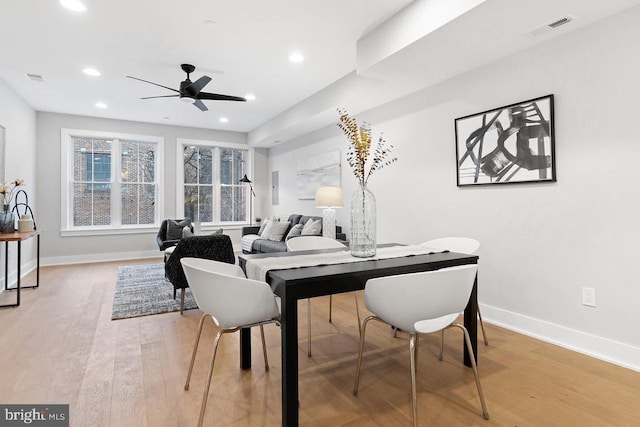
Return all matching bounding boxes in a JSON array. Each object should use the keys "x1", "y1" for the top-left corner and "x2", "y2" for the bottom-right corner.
[{"x1": 111, "y1": 263, "x2": 198, "y2": 320}]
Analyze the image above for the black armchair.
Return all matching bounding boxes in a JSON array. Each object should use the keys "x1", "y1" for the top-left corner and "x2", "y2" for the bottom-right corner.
[
  {"x1": 164, "y1": 234, "x2": 235, "y2": 314},
  {"x1": 157, "y1": 218, "x2": 193, "y2": 251}
]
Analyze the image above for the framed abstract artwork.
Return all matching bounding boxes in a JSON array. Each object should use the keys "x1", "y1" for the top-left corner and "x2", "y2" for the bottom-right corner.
[
  {"x1": 296, "y1": 149, "x2": 341, "y2": 199},
  {"x1": 455, "y1": 94, "x2": 555, "y2": 186}
]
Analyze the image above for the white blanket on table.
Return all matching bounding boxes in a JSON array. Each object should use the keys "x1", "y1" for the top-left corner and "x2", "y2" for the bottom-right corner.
[{"x1": 245, "y1": 245, "x2": 444, "y2": 282}]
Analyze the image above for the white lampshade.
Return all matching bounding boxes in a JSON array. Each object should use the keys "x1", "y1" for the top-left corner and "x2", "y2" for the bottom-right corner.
[{"x1": 315, "y1": 186, "x2": 343, "y2": 208}]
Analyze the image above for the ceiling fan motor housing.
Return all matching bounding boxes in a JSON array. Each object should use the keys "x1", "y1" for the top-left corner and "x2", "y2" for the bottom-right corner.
[{"x1": 180, "y1": 79, "x2": 195, "y2": 99}]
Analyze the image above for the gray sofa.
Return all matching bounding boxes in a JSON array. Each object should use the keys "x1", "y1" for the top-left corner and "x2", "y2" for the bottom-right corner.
[{"x1": 241, "y1": 214, "x2": 346, "y2": 254}]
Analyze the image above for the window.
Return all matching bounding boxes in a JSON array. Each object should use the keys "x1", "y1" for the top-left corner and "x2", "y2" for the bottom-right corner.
[
  {"x1": 61, "y1": 129, "x2": 164, "y2": 234},
  {"x1": 178, "y1": 139, "x2": 251, "y2": 225}
]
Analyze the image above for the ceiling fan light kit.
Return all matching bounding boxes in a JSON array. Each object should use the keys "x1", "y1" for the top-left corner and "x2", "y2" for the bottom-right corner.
[{"x1": 126, "y1": 63, "x2": 246, "y2": 111}]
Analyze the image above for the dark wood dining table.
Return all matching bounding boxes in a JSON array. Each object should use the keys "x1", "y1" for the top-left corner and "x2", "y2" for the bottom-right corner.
[{"x1": 238, "y1": 244, "x2": 479, "y2": 427}]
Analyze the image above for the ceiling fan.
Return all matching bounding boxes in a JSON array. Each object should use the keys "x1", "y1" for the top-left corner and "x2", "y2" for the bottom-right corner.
[{"x1": 126, "y1": 64, "x2": 246, "y2": 111}]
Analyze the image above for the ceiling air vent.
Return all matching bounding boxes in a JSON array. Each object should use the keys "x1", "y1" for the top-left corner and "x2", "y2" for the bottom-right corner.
[
  {"x1": 25, "y1": 73, "x2": 44, "y2": 82},
  {"x1": 526, "y1": 15, "x2": 576, "y2": 37},
  {"x1": 548, "y1": 16, "x2": 573, "y2": 28}
]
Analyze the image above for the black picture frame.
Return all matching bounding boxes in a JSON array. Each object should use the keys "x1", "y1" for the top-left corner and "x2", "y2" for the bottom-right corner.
[{"x1": 455, "y1": 94, "x2": 555, "y2": 186}]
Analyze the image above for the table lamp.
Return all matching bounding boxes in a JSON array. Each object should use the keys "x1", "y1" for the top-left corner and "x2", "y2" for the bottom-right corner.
[{"x1": 315, "y1": 186, "x2": 343, "y2": 239}]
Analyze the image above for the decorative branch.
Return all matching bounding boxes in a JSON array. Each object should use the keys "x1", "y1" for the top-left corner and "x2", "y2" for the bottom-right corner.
[{"x1": 338, "y1": 109, "x2": 396, "y2": 187}]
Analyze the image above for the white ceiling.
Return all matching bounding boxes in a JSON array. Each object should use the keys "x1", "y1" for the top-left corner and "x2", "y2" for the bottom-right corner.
[
  {"x1": 0, "y1": 0, "x2": 412, "y2": 132},
  {"x1": 1, "y1": 0, "x2": 640, "y2": 147}
]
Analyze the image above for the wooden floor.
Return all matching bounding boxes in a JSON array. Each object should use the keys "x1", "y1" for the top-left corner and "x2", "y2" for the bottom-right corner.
[{"x1": 1, "y1": 259, "x2": 639, "y2": 427}]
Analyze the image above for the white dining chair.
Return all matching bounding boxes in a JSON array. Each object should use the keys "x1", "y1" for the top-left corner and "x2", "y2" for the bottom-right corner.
[
  {"x1": 353, "y1": 265, "x2": 490, "y2": 426},
  {"x1": 180, "y1": 257, "x2": 280, "y2": 427},
  {"x1": 286, "y1": 235, "x2": 359, "y2": 356},
  {"x1": 420, "y1": 237, "x2": 489, "y2": 359}
]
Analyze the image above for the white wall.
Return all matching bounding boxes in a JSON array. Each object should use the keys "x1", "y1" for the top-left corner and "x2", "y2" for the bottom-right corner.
[
  {"x1": 36, "y1": 113, "x2": 267, "y2": 264},
  {"x1": 0, "y1": 78, "x2": 37, "y2": 290},
  {"x1": 268, "y1": 8, "x2": 640, "y2": 370}
]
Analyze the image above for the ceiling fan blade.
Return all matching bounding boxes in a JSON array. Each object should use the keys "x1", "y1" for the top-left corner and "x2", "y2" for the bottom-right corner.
[
  {"x1": 186, "y1": 76, "x2": 212, "y2": 95},
  {"x1": 140, "y1": 95, "x2": 180, "y2": 100},
  {"x1": 197, "y1": 92, "x2": 247, "y2": 102},
  {"x1": 193, "y1": 99, "x2": 208, "y2": 111},
  {"x1": 126, "y1": 76, "x2": 180, "y2": 93}
]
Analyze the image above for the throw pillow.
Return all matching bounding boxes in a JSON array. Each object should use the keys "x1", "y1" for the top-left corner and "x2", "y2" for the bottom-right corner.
[
  {"x1": 258, "y1": 219, "x2": 270, "y2": 236},
  {"x1": 285, "y1": 223, "x2": 303, "y2": 241},
  {"x1": 182, "y1": 226, "x2": 194, "y2": 238},
  {"x1": 183, "y1": 227, "x2": 222, "y2": 238},
  {"x1": 261, "y1": 218, "x2": 277, "y2": 239},
  {"x1": 267, "y1": 221, "x2": 291, "y2": 242},
  {"x1": 167, "y1": 219, "x2": 190, "y2": 240},
  {"x1": 258, "y1": 214, "x2": 279, "y2": 237},
  {"x1": 301, "y1": 218, "x2": 322, "y2": 236}
]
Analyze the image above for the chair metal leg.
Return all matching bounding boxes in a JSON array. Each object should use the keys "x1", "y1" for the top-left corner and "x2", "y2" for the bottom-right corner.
[
  {"x1": 329, "y1": 295, "x2": 333, "y2": 323},
  {"x1": 307, "y1": 299, "x2": 312, "y2": 357},
  {"x1": 414, "y1": 333, "x2": 420, "y2": 374},
  {"x1": 185, "y1": 314, "x2": 208, "y2": 390},
  {"x1": 438, "y1": 329, "x2": 445, "y2": 361},
  {"x1": 451, "y1": 323, "x2": 490, "y2": 420},
  {"x1": 197, "y1": 328, "x2": 235, "y2": 427},
  {"x1": 354, "y1": 293, "x2": 362, "y2": 338},
  {"x1": 440, "y1": 308, "x2": 488, "y2": 360},
  {"x1": 409, "y1": 333, "x2": 419, "y2": 427},
  {"x1": 180, "y1": 288, "x2": 185, "y2": 315},
  {"x1": 259, "y1": 325, "x2": 269, "y2": 371},
  {"x1": 478, "y1": 307, "x2": 489, "y2": 345},
  {"x1": 353, "y1": 315, "x2": 379, "y2": 396}
]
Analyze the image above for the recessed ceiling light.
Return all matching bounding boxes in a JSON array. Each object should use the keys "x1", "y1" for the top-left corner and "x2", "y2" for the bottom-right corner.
[
  {"x1": 60, "y1": 0, "x2": 87, "y2": 12},
  {"x1": 289, "y1": 52, "x2": 304, "y2": 63},
  {"x1": 82, "y1": 68, "x2": 101, "y2": 77},
  {"x1": 95, "y1": 102, "x2": 108, "y2": 109},
  {"x1": 204, "y1": 20, "x2": 216, "y2": 27},
  {"x1": 244, "y1": 93, "x2": 256, "y2": 101},
  {"x1": 219, "y1": 117, "x2": 229, "y2": 123}
]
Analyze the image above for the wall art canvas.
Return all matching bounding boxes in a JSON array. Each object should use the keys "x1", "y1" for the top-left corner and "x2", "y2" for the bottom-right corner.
[
  {"x1": 296, "y1": 150, "x2": 341, "y2": 199},
  {"x1": 455, "y1": 94, "x2": 555, "y2": 186}
]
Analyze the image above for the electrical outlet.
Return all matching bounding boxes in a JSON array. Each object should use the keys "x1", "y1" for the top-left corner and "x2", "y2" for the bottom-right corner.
[{"x1": 582, "y1": 287, "x2": 596, "y2": 307}]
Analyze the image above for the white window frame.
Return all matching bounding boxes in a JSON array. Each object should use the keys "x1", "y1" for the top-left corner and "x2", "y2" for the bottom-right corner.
[
  {"x1": 60, "y1": 128, "x2": 164, "y2": 236},
  {"x1": 176, "y1": 138, "x2": 253, "y2": 226}
]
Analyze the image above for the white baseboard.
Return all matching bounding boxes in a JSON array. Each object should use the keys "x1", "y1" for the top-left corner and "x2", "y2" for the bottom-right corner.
[
  {"x1": 0, "y1": 259, "x2": 38, "y2": 292},
  {"x1": 481, "y1": 303, "x2": 640, "y2": 373},
  {"x1": 41, "y1": 246, "x2": 246, "y2": 267},
  {"x1": 41, "y1": 250, "x2": 162, "y2": 266},
  {"x1": 43, "y1": 246, "x2": 245, "y2": 266}
]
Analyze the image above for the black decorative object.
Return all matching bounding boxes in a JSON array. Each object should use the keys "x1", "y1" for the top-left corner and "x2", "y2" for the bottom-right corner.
[
  {"x1": 11, "y1": 190, "x2": 36, "y2": 231},
  {"x1": 455, "y1": 94, "x2": 555, "y2": 186}
]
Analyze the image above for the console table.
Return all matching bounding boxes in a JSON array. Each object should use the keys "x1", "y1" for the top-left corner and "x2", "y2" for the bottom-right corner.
[{"x1": 0, "y1": 230, "x2": 40, "y2": 308}]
